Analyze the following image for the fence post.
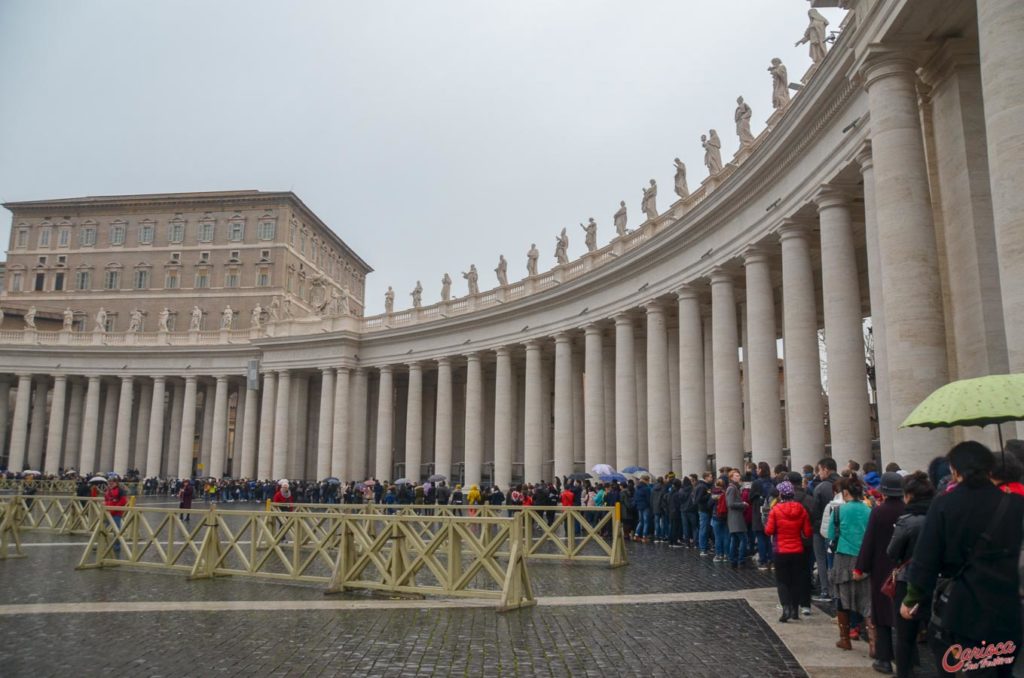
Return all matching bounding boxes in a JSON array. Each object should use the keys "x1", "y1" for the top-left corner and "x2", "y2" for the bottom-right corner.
[
  {"x1": 76, "y1": 507, "x2": 116, "y2": 570},
  {"x1": 498, "y1": 511, "x2": 536, "y2": 612},
  {"x1": 609, "y1": 502, "x2": 627, "y2": 568},
  {"x1": 189, "y1": 505, "x2": 224, "y2": 579},
  {"x1": 0, "y1": 500, "x2": 25, "y2": 560},
  {"x1": 325, "y1": 515, "x2": 356, "y2": 594}
]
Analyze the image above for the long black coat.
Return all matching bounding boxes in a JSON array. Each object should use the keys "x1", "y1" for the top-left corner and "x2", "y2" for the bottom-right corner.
[
  {"x1": 855, "y1": 496, "x2": 904, "y2": 627},
  {"x1": 907, "y1": 482, "x2": 1024, "y2": 644}
]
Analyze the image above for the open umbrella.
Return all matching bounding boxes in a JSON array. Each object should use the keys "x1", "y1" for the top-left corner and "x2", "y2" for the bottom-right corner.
[
  {"x1": 355, "y1": 482, "x2": 366, "y2": 491},
  {"x1": 567, "y1": 472, "x2": 592, "y2": 481},
  {"x1": 590, "y1": 464, "x2": 615, "y2": 477},
  {"x1": 106, "y1": 472, "x2": 121, "y2": 480},
  {"x1": 621, "y1": 466, "x2": 649, "y2": 475},
  {"x1": 22, "y1": 470, "x2": 41, "y2": 476},
  {"x1": 324, "y1": 477, "x2": 341, "y2": 485},
  {"x1": 901, "y1": 373, "x2": 1024, "y2": 451},
  {"x1": 394, "y1": 478, "x2": 411, "y2": 485},
  {"x1": 598, "y1": 472, "x2": 627, "y2": 483},
  {"x1": 89, "y1": 476, "x2": 107, "y2": 484},
  {"x1": 427, "y1": 474, "x2": 447, "y2": 482}
]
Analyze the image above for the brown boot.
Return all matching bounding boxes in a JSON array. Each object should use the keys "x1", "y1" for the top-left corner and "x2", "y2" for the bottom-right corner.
[
  {"x1": 835, "y1": 611, "x2": 853, "y2": 650},
  {"x1": 866, "y1": 618, "x2": 877, "y2": 659}
]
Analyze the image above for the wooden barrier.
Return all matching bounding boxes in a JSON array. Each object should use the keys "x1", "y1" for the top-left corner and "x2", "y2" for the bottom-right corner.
[
  {"x1": 0, "y1": 494, "x2": 104, "y2": 535},
  {"x1": 0, "y1": 479, "x2": 142, "y2": 496},
  {"x1": 0, "y1": 499, "x2": 25, "y2": 560}
]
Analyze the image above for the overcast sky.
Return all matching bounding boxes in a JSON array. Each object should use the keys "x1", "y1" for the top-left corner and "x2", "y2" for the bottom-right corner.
[{"x1": 0, "y1": 1, "x2": 845, "y2": 314}]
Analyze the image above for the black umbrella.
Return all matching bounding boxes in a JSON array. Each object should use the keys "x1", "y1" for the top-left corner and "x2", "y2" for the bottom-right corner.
[{"x1": 567, "y1": 472, "x2": 592, "y2": 481}]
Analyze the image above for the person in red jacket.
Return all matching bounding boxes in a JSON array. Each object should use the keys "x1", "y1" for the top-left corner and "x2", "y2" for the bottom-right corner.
[
  {"x1": 104, "y1": 478, "x2": 129, "y2": 554},
  {"x1": 765, "y1": 480, "x2": 812, "y2": 623},
  {"x1": 273, "y1": 479, "x2": 296, "y2": 510}
]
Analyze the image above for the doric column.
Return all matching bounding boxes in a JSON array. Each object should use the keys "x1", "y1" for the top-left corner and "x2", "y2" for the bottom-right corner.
[
  {"x1": 288, "y1": 374, "x2": 309, "y2": 480},
  {"x1": 349, "y1": 368, "x2": 369, "y2": 481},
  {"x1": 99, "y1": 381, "x2": 118, "y2": 471},
  {"x1": 614, "y1": 314, "x2": 638, "y2": 470},
  {"x1": 316, "y1": 367, "x2": 335, "y2": 480},
  {"x1": 710, "y1": 268, "x2": 744, "y2": 470},
  {"x1": 168, "y1": 381, "x2": 185, "y2": 476},
  {"x1": 239, "y1": 381, "x2": 258, "y2": 479},
  {"x1": 272, "y1": 370, "x2": 291, "y2": 479},
  {"x1": 602, "y1": 338, "x2": 616, "y2": 463},
  {"x1": 979, "y1": 1, "x2": 1024, "y2": 438},
  {"x1": 133, "y1": 381, "x2": 153, "y2": 473},
  {"x1": 434, "y1": 359, "x2": 453, "y2": 482},
  {"x1": 232, "y1": 384, "x2": 245, "y2": 469},
  {"x1": 645, "y1": 303, "x2": 671, "y2": 475},
  {"x1": 331, "y1": 368, "x2": 350, "y2": 480},
  {"x1": 553, "y1": 333, "x2": 574, "y2": 479},
  {"x1": 572, "y1": 353, "x2": 584, "y2": 471},
  {"x1": 816, "y1": 188, "x2": 872, "y2": 462},
  {"x1": 374, "y1": 366, "x2": 394, "y2": 481},
  {"x1": 523, "y1": 341, "x2": 543, "y2": 483},
  {"x1": 464, "y1": 353, "x2": 483, "y2": 487},
  {"x1": 703, "y1": 309, "x2": 716, "y2": 460},
  {"x1": 208, "y1": 376, "x2": 229, "y2": 478},
  {"x1": 0, "y1": 379, "x2": 9, "y2": 464},
  {"x1": 145, "y1": 376, "x2": 167, "y2": 478},
  {"x1": 177, "y1": 376, "x2": 198, "y2": 479},
  {"x1": 78, "y1": 376, "x2": 101, "y2": 474},
  {"x1": 113, "y1": 376, "x2": 134, "y2": 474},
  {"x1": 743, "y1": 248, "x2": 783, "y2": 465},
  {"x1": 64, "y1": 379, "x2": 85, "y2": 472},
  {"x1": 494, "y1": 347, "x2": 513, "y2": 490},
  {"x1": 257, "y1": 372, "x2": 276, "y2": 479},
  {"x1": 676, "y1": 287, "x2": 707, "y2": 474},
  {"x1": 857, "y1": 144, "x2": 895, "y2": 461},
  {"x1": 780, "y1": 223, "x2": 825, "y2": 469},
  {"x1": 860, "y1": 49, "x2": 951, "y2": 468},
  {"x1": 405, "y1": 362, "x2": 423, "y2": 483},
  {"x1": 44, "y1": 375, "x2": 67, "y2": 475},
  {"x1": 200, "y1": 382, "x2": 215, "y2": 473},
  {"x1": 583, "y1": 325, "x2": 605, "y2": 472},
  {"x1": 27, "y1": 376, "x2": 48, "y2": 470}
]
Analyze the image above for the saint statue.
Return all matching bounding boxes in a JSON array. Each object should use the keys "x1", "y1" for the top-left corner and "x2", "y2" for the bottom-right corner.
[
  {"x1": 703, "y1": 131, "x2": 723, "y2": 175},
  {"x1": 527, "y1": 244, "x2": 539, "y2": 276},
  {"x1": 613, "y1": 201, "x2": 628, "y2": 236},
  {"x1": 769, "y1": 58, "x2": 790, "y2": 110},
  {"x1": 336, "y1": 287, "x2": 351, "y2": 315},
  {"x1": 63, "y1": 307, "x2": 74, "y2": 331},
  {"x1": 580, "y1": 218, "x2": 598, "y2": 252},
  {"x1": 495, "y1": 256, "x2": 508, "y2": 287},
  {"x1": 96, "y1": 307, "x2": 108, "y2": 333},
  {"x1": 735, "y1": 96, "x2": 755, "y2": 146},
  {"x1": 24, "y1": 306, "x2": 36, "y2": 329},
  {"x1": 189, "y1": 306, "x2": 203, "y2": 331},
  {"x1": 411, "y1": 281, "x2": 423, "y2": 308},
  {"x1": 554, "y1": 228, "x2": 569, "y2": 265},
  {"x1": 158, "y1": 307, "x2": 170, "y2": 332},
  {"x1": 282, "y1": 297, "x2": 293, "y2": 318},
  {"x1": 0, "y1": 307, "x2": 5, "y2": 327},
  {"x1": 268, "y1": 298, "x2": 281, "y2": 322},
  {"x1": 384, "y1": 286, "x2": 395, "y2": 314},
  {"x1": 673, "y1": 158, "x2": 689, "y2": 199},
  {"x1": 250, "y1": 304, "x2": 263, "y2": 329},
  {"x1": 796, "y1": 10, "x2": 830, "y2": 64},
  {"x1": 641, "y1": 179, "x2": 658, "y2": 221},
  {"x1": 127, "y1": 308, "x2": 143, "y2": 333},
  {"x1": 221, "y1": 306, "x2": 233, "y2": 330},
  {"x1": 441, "y1": 273, "x2": 452, "y2": 302},
  {"x1": 462, "y1": 265, "x2": 479, "y2": 295}
]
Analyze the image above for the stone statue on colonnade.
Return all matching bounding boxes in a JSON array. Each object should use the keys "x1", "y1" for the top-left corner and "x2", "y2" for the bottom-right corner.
[
  {"x1": 441, "y1": 273, "x2": 452, "y2": 301},
  {"x1": 95, "y1": 308, "x2": 108, "y2": 332},
  {"x1": 769, "y1": 58, "x2": 790, "y2": 109},
  {"x1": 735, "y1": 96, "x2": 755, "y2": 146},
  {"x1": 411, "y1": 281, "x2": 423, "y2": 308},
  {"x1": 796, "y1": 9, "x2": 829, "y2": 64},
  {"x1": 158, "y1": 307, "x2": 170, "y2": 332},
  {"x1": 127, "y1": 309, "x2": 143, "y2": 333},
  {"x1": 495, "y1": 256, "x2": 508, "y2": 286},
  {"x1": 63, "y1": 307, "x2": 74, "y2": 330},
  {"x1": 613, "y1": 201, "x2": 628, "y2": 236},
  {"x1": 220, "y1": 306, "x2": 233, "y2": 329},
  {"x1": 462, "y1": 265, "x2": 479, "y2": 295},
  {"x1": 673, "y1": 159, "x2": 689, "y2": 199},
  {"x1": 554, "y1": 228, "x2": 569, "y2": 265},
  {"x1": 23, "y1": 306, "x2": 36, "y2": 329},
  {"x1": 641, "y1": 180, "x2": 658, "y2": 221},
  {"x1": 580, "y1": 218, "x2": 598, "y2": 252},
  {"x1": 189, "y1": 306, "x2": 203, "y2": 331},
  {"x1": 0, "y1": 307, "x2": 5, "y2": 327},
  {"x1": 250, "y1": 304, "x2": 263, "y2": 328},
  {"x1": 384, "y1": 287, "x2": 395, "y2": 314},
  {"x1": 527, "y1": 244, "x2": 539, "y2": 276},
  {"x1": 703, "y1": 131, "x2": 723, "y2": 175},
  {"x1": 335, "y1": 287, "x2": 350, "y2": 315},
  {"x1": 268, "y1": 298, "x2": 280, "y2": 322}
]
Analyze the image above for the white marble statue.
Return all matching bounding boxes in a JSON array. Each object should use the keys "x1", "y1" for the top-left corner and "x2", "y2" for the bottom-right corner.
[
  {"x1": 796, "y1": 9, "x2": 830, "y2": 64},
  {"x1": 673, "y1": 158, "x2": 690, "y2": 199},
  {"x1": 441, "y1": 273, "x2": 452, "y2": 302},
  {"x1": 268, "y1": 298, "x2": 281, "y2": 322},
  {"x1": 250, "y1": 304, "x2": 263, "y2": 328},
  {"x1": 735, "y1": 96, "x2": 755, "y2": 146},
  {"x1": 158, "y1": 307, "x2": 170, "y2": 332},
  {"x1": 554, "y1": 228, "x2": 569, "y2": 265},
  {"x1": 411, "y1": 281, "x2": 423, "y2": 308},
  {"x1": 95, "y1": 307, "x2": 108, "y2": 333},
  {"x1": 0, "y1": 307, "x2": 5, "y2": 328},
  {"x1": 336, "y1": 287, "x2": 351, "y2": 315},
  {"x1": 641, "y1": 180, "x2": 658, "y2": 221},
  {"x1": 189, "y1": 306, "x2": 203, "y2": 331},
  {"x1": 127, "y1": 308, "x2": 143, "y2": 333},
  {"x1": 462, "y1": 265, "x2": 479, "y2": 295},
  {"x1": 221, "y1": 306, "x2": 233, "y2": 330},
  {"x1": 24, "y1": 306, "x2": 36, "y2": 329},
  {"x1": 385, "y1": 286, "x2": 395, "y2": 314},
  {"x1": 282, "y1": 297, "x2": 293, "y2": 319},
  {"x1": 580, "y1": 218, "x2": 598, "y2": 252},
  {"x1": 769, "y1": 58, "x2": 790, "y2": 110},
  {"x1": 527, "y1": 244, "x2": 539, "y2": 276},
  {"x1": 703, "y1": 131, "x2": 723, "y2": 175},
  {"x1": 63, "y1": 307, "x2": 74, "y2": 330},
  {"x1": 613, "y1": 201, "x2": 628, "y2": 236},
  {"x1": 495, "y1": 256, "x2": 508, "y2": 287}
]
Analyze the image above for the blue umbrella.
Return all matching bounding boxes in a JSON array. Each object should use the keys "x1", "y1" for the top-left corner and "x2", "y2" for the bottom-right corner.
[
  {"x1": 621, "y1": 466, "x2": 648, "y2": 474},
  {"x1": 598, "y1": 473, "x2": 627, "y2": 483}
]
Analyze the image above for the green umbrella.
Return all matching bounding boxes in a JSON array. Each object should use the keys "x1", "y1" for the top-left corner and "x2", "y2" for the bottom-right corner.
[{"x1": 900, "y1": 373, "x2": 1024, "y2": 450}]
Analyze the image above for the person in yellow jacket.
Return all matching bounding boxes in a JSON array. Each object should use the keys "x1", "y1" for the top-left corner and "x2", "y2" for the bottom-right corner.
[{"x1": 466, "y1": 484, "x2": 482, "y2": 517}]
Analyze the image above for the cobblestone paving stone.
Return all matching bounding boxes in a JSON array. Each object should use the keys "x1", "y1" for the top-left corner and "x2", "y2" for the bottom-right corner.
[{"x1": 0, "y1": 602, "x2": 806, "y2": 678}]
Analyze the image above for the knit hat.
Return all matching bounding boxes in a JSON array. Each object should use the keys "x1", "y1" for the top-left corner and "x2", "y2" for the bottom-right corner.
[
  {"x1": 777, "y1": 481, "x2": 795, "y2": 497},
  {"x1": 279, "y1": 479, "x2": 289, "y2": 486}
]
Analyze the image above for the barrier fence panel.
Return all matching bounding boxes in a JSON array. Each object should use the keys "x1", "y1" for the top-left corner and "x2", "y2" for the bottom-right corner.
[
  {"x1": 0, "y1": 499, "x2": 25, "y2": 559},
  {"x1": 0, "y1": 495, "x2": 105, "y2": 535},
  {"x1": 0, "y1": 479, "x2": 143, "y2": 496}
]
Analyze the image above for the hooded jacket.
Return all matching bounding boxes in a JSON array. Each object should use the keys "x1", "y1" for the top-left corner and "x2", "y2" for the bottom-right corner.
[{"x1": 765, "y1": 499, "x2": 811, "y2": 554}]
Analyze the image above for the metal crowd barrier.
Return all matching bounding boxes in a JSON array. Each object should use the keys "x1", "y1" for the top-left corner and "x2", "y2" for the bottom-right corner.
[{"x1": 75, "y1": 505, "x2": 536, "y2": 611}]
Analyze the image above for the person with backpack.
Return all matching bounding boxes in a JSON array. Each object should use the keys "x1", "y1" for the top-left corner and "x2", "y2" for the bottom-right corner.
[
  {"x1": 751, "y1": 462, "x2": 775, "y2": 570},
  {"x1": 667, "y1": 479, "x2": 686, "y2": 547},
  {"x1": 681, "y1": 476, "x2": 698, "y2": 547},
  {"x1": 650, "y1": 477, "x2": 667, "y2": 543},
  {"x1": 765, "y1": 480, "x2": 812, "y2": 622},
  {"x1": 633, "y1": 477, "x2": 653, "y2": 543},
  {"x1": 710, "y1": 478, "x2": 729, "y2": 561},
  {"x1": 695, "y1": 473, "x2": 714, "y2": 556},
  {"x1": 726, "y1": 469, "x2": 750, "y2": 568},
  {"x1": 828, "y1": 476, "x2": 872, "y2": 650}
]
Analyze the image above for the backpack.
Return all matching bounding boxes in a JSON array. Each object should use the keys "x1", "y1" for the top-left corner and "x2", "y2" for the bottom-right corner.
[{"x1": 715, "y1": 493, "x2": 728, "y2": 518}]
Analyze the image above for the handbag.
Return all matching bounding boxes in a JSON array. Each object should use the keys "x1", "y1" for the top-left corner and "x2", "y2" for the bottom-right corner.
[
  {"x1": 827, "y1": 505, "x2": 841, "y2": 554},
  {"x1": 881, "y1": 561, "x2": 907, "y2": 598}
]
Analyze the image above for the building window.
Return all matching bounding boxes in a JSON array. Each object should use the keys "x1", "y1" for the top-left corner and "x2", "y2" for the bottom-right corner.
[
  {"x1": 165, "y1": 271, "x2": 179, "y2": 289},
  {"x1": 229, "y1": 222, "x2": 244, "y2": 241},
  {"x1": 225, "y1": 270, "x2": 239, "y2": 288},
  {"x1": 16, "y1": 230, "x2": 28, "y2": 248},
  {"x1": 257, "y1": 268, "x2": 270, "y2": 287},
  {"x1": 34, "y1": 273, "x2": 45, "y2": 291},
  {"x1": 133, "y1": 269, "x2": 150, "y2": 289},
  {"x1": 54, "y1": 272, "x2": 65, "y2": 291},
  {"x1": 168, "y1": 222, "x2": 184, "y2": 243},
  {"x1": 11, "y1": 272, "x2": 23, "y2": 291},
  {"x1": 229, "y1": 250, "x2": 240, "y2": 262},
  {"x1": 199, "y1": 251, "x2": 210, "y2": 263},
  {"x1": 195, "y1": 271, "x2": 209, "y2": 289},
  {"x1": 300, "y1": 231, "x2": 307, "y2": 256},
  {"x1": 57, "y1": 255, "x2": 67, "y2": 266},
  {"x1": 259, "y1": 249, "x2": 271, "y2": 261},
  {"x1": 170, "y1": 251, "x2": 181, "y2": 263},
  {"x1": 38, "y1": 256, "x2": 47, "y2": 266},
  {"x1": 105, "y1": 315, "x2": 116, "y2": 333},
  {"x1": 39, "y1": 228, "x2": 51, "y2": 247},
  {"x1": 110, "y1": 225, "x2": 126, "y2": 245},
  {"x1": 75, "y1": 271, "x2": 90, "y2": 290},
  {"x1": 104, "y1": 270, "x2": 120, "y2": 290},
  {"x1": 198, "y1": 221, "x2": 214, "y2": 242},
  {"x1": 80, "y1": 228, "x2": 96, "y2": 246},
  {"x1": 58, "y1": 228, "x2": 70, "y2": 247},
  {"x1": 258, "y1": 221, "x2": 275, "y2": 240},
  {"x1": 139, "y1": 224, "x2": 154, "y2": 244}
]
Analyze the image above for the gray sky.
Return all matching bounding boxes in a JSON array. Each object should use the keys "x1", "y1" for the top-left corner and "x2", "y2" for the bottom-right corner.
[{"x1": 0, "y1": 1, "x2": 845, "y2": 314}]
